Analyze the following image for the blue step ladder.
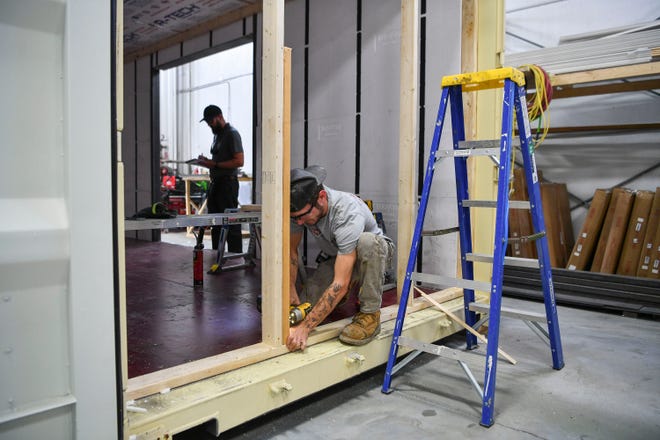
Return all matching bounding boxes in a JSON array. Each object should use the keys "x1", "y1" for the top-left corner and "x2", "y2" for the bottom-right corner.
[{"x1": 381, "y1": 67, "x2": 565, "y2": 427}]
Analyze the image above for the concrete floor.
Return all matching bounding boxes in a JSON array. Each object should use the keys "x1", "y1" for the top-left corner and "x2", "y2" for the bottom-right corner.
[{"x1": 199, "y1": 298, "x2": 660, "y2": 440}]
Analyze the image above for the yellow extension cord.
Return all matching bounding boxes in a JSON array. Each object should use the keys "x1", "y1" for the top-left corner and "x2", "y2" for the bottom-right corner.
[{"x1": 509, "y1": 64, "x2": 552, "y2": 196}]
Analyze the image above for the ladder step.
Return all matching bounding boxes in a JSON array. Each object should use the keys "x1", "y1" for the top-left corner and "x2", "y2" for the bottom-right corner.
[
  {"x1": 411, "y1": 272, "x2": 491, "y2": 292},
  {"x1": 507, "y1": 231, "x2": 546, "y2": 243},
  {"x1": 466, "y1": 253, "x2": 540, "y2": 269},
  {"x1": 438, "y1": 147, "x2": 500, "y2": 158},
  {"x1": 468, "y1": 302, "x2": 546, "y2": 323},
  {"x1": 422, "y1": 226, "x2": 460, "y2": 236},
  {"x1": 462, "y1": 200, "x2": 531, "y2": 209},
  {"x1": 458, "y1": 139, "x2": 520, "y2": 149},
  {"x1": 398, "y1": 337, "x2": 479, "y2": 362}
]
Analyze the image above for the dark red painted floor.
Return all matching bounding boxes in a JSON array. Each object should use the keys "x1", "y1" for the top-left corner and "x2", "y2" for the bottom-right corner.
[{"x1": 126, "y1": 238, "x2": 397, "y2": 378}]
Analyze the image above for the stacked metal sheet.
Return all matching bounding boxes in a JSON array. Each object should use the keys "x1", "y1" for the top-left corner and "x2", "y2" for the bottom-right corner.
[{"x1": 504, "y1": 27, "x2": 660, "y2": 74}]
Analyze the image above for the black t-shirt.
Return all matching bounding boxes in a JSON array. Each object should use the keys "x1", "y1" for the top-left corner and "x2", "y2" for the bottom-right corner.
[{"x1": 210, "y1": 123, "x2": 243, "y2": 179}]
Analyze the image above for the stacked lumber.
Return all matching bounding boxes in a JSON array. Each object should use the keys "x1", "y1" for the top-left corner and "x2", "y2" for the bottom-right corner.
[
  {"x1": 635, "y1": 188, "x2": 660, "y2": 279},
  {"x1": 591, "y1": 187, "x2": 635, "y2": 273},
  {"x1": 540, "y1": 182, "x2": 575, "y2": 268},
  {"x1": 507, "y1": 168, "x2": 537, "y2": 259},
  {"x1": 566, "y1": 189, "x2": 611, "y2": 271},
  {"x1": 506, "y1": 169, "x2": 574, "y2": 268},
  {"x1": 566, "y1": 187, "x2": 660, "y2": 278}
]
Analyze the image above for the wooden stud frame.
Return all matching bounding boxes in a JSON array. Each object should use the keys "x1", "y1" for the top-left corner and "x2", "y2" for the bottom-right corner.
[
  {"x1": 397, "y1": 0, "x2": 418, "y2": 301},
  {"x1": 126, "y1": 0, "x2": 291, "y2": 400},
  {"x1": 123, "y1": 0, "x2": 484, "y2": 403}
]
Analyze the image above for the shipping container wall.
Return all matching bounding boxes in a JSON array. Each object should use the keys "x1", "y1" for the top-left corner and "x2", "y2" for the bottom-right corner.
[{"x1": 0, "y1": 1, "x2": 117, "y2": 439}]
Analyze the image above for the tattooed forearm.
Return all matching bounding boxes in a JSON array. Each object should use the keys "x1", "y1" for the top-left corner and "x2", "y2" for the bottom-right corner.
[{"x1": 302, "y1": 282, "x2": 346, "y2": 330}]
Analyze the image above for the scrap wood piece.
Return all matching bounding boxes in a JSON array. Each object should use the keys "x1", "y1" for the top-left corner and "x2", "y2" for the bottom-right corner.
[{"x1": 414, "y1": 286, "x2": 517, "y2": 365}]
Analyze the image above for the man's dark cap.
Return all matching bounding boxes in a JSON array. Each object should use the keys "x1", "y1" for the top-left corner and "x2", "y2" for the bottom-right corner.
[
  {"x1": 200, "y1": 105, "x2": 222, "y2": 122},
  {"x1": 290, "y1": 165, "x2": 327, "y2": 212}
]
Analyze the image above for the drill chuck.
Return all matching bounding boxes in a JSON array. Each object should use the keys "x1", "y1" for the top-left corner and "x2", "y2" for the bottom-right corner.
[{"x1": 289, "y1": 303, "x2": 312, "y2": 326}]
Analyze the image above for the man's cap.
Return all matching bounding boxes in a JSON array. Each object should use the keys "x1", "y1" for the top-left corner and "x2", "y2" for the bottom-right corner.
[
  {"x1": 290, "y1": 165, "x2": 327, "y2": 212},
  {"x1": 200, "y1": 105, "x2": 222, "y2": 122}
]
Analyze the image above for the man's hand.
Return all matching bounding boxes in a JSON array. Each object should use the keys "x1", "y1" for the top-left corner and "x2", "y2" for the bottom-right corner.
[
  {"x1": 194, "y1": 155, "x2": 211, "y2": 169},
  {"x1": 286, "y1": 325, "x2": 311, "y2": 352}
]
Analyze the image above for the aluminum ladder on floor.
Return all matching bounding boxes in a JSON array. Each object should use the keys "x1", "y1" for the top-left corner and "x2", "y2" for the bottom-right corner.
[{"x1": 381, "y1": 67, "x2": 565, "y2": 427}]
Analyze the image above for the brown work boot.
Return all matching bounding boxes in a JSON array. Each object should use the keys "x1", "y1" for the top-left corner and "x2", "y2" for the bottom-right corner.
[{"x1": 339, "y1": 311, "x2": 381, "y2": 346}]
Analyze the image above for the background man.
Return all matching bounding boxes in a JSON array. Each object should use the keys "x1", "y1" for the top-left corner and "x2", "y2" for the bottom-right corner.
[
  {"x1": 196, "y1": 105, "x2": 244, "y2": 256},
  {"x1": 287, "y1": 165, "x2": 395, "y2": 352}
]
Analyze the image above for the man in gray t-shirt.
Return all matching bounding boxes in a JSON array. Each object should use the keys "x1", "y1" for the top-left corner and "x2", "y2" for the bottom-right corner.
[{"x1": 287, "y1": 165, "x2": 394, "y2": 352}]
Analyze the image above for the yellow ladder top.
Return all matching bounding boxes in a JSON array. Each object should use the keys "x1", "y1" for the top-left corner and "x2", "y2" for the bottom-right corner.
[{"x1": 441, "y1": 67, "x2": 525, "y2": 91}]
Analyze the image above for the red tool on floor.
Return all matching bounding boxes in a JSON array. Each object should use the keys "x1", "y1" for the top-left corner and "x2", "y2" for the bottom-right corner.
[{"x1": 193, "y1": 227, "x2": 205, "y2": 286}]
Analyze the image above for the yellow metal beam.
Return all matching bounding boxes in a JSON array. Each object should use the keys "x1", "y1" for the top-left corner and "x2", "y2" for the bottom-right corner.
[{"x1": 469, "y1": 0, "x2": 505, "y2": 289}]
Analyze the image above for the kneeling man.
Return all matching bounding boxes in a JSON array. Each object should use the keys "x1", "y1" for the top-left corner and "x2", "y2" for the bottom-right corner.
[{"x1": 287, "y1": 165, "x2": 394, "y2": 352}]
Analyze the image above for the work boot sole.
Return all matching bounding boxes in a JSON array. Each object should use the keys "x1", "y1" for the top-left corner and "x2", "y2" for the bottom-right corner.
[{"x1": 338, "y1": 324, "x2": 381, "y2": 346}]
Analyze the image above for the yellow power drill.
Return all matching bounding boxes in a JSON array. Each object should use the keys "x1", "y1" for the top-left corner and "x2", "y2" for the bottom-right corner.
[{"x1": 289, "y1": 303, "x2": 312, "y2": 326}]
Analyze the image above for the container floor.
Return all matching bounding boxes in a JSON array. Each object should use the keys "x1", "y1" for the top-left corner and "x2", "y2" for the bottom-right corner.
[{"x1": 125, "y1": 233, "x2": 397, "y2": 378}]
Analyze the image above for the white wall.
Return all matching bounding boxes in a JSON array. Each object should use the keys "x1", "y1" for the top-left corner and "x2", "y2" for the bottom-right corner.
[{"x1": 0, "y1": 1, "x2": 117, "y2": 439}]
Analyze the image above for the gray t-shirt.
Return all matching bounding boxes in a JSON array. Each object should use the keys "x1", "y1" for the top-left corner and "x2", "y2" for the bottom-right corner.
[{"x1": 292, "y1": 186, "x2": 384, "y2": 255}]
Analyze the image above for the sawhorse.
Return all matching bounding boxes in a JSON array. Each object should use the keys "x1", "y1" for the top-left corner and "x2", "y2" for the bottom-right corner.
[{"x1": 207, "y1": 209, "x2": 261, "y2": 274}]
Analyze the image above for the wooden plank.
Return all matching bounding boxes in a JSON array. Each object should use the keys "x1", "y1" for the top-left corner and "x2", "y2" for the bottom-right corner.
[
  {"x1": 461, "y1": 0, "x2": 477, "y2": 281},
  {"x1": 282, "y1": 46, "x2": 292, "y2": 340},
  {"x1": 553, "y1": 78, "x2": 660, "y2": 99},
  {"x1": 567, "y1": 189, "x2": 611, "y2": 271},
  {"x1": 125, "y1": 288, "x2": 464, "y2": 400},
  {"x1": 415, "y1": 287, "x2": 516, "y2": 365},
  {"x1": 529, "y1": 123, "x2": 660, "y2": 134},
  {"x1": 592, "y1": 188, "x2": 635, "y2": 274},
  {"x1": 261, "y1": 0, "x2": 285, "y2": 347},
  {"x1": 617, "y1": 190, "x2": 655, "y2": 276},
  {"x1": 550, "y1": 61, "x2": 660, "y2": 87},
  {"x1": 636, "y1": 188, "x2": 660, "y2": 278},
  {"x1": 397, "y1": 0, "x2": 419, "y2": 301}
]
